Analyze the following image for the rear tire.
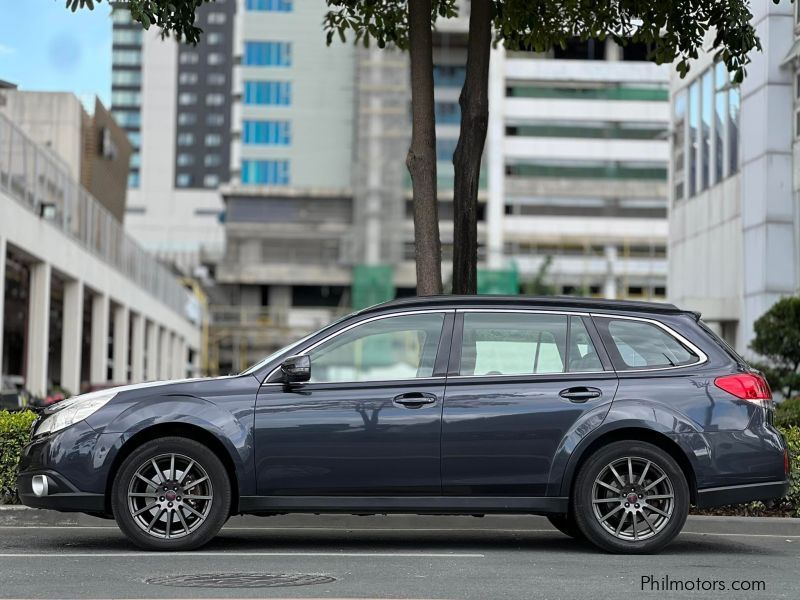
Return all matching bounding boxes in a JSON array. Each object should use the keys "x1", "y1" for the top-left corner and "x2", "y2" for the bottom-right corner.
[
  {"x1": 547, "y1": 514, "x2": 584, "y2": 539},
  {"x1": 112, "y1": 437, "x2": 231, "y2": 551},
  {"x1": 573, "y1": 441, "x2": 689, "y2": 554}
]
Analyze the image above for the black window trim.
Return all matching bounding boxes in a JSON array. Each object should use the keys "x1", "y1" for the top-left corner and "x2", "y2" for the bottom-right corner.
[{"x1": 590, "y1": 313, "x2": 708, "y2": 372}]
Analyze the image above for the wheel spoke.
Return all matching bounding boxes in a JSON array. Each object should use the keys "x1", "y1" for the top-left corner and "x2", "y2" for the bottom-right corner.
[
  {"x1": 642, "y1": 512, "x2": 657, "y2": 534},
  {"x1": 151, "y1": 459, "x2": 166, "y2": 485},
  {"x1": 183, "y1": 494, "x2": 212, "y2": 501},
  {"x1": 176, "y1": 506, "x2": 190, "y2": 533},
  {"x1": 596, "y1": 480, "x2": 621, "y2": 494},
  {"x1": 599, "y1": 504, "x2": 624, "y2": 524},
  {"x1": 135, "y1": 473, "x2": 159, "y2": 489},
  {"x1": 627, "y1": 458, "x2": 634, "y2": 486},
  {"x1": 128, "y1": 492, "x2": 158, "y2": 498},
  {"x1": 181, "y1": 503, "x2": 205, "y2": 520},
  {"x1": 592, "y1": 497, "x2": 619, "y2": 504},
  {"x1": 165, "y1": 510, "x2": 172, "y2": 539},
  {"x1": 132, "y1": 502, "x2": 158, "y2": 517},
  {"x1": 183, "y1": 475, "x2": 208, "y2": 491},
  {"x1": 645, "y1": 504, "x2": 670, "y2": 518},
  {"x1": 615, "y1": 511, "x2": 628, "y2": 536},
  {"x1": 169, "y1": 454, "x2": 176, "y2": 481},
  {"x1": 646, "y1": 494, "x2": 674, "y2": 500},
  {"x1": 146, "y1": 508, "x2": 164, "y2": 532},
  {"x1": 608, "y1": 464, "x2": 626, "y2": 488},
  {"x1": 644, "y1": 474, "x2": 667, "y2": 491},
  {"x1": 632, "y1": 513, "x2": 639, "y2": 540},
  {"x1": 178, "y1": 459, "x2": 195, "y2": 485},
  {"x1": 638, "y1": 461, "x2": 651, "y2": 486}
]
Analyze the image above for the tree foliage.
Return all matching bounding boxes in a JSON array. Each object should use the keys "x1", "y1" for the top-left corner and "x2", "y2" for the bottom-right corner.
[
  {"x1": 66, "y1": 0, "x2": 211, "y2": 44},
  {"x1": 751, "y1": 296, "x2": 800, "y2": 399}
]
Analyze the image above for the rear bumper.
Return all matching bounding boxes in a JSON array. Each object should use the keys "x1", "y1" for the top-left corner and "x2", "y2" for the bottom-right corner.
[{"x1": 696, "y1": 479, "x2": 790, "y2": 508}]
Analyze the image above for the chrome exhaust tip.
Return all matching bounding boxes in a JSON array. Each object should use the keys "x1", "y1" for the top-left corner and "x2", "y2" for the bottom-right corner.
[{"x1": 31, "y1": 475, "x2": 49, "y2": 497}]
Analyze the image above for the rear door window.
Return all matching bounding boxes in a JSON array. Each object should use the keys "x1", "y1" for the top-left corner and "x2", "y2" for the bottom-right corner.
[{"x1": 595, "y1": 317, "x2": 698, "y2": 370}]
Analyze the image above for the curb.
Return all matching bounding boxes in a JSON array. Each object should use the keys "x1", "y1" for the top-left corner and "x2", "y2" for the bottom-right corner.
[{"x1": 2, "y1": 506, "x2": 800, "y2": 535}]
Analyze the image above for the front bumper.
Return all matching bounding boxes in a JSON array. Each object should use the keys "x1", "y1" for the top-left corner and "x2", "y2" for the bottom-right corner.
[
  {"x1": 696, "y1": 479, "x2": 790, "y2": 508},
  {"x1": 17, "y1": 470, "x2": 105, "y2": 512}
]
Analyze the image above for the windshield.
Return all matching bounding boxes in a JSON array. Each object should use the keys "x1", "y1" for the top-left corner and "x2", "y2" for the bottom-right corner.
[{"x1": 239, "y1": 313, "x2": 353, "y2": 375}]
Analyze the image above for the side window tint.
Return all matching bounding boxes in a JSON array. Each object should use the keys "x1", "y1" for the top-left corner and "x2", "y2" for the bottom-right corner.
[
  {"x1": 568, "y1": 317, "x2": 603, "y2": 372},
  {"x1": 460, "y1": 313, "x2": 567, "y2": 376},
  {"x1": 601, "y1": 318, "x2": 698, "y2": 369},
  {"x1": 308, "y1": 313, "x2": 444, "y2": 382}
]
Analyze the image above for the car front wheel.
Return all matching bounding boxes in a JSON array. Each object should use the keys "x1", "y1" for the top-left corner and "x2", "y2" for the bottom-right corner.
[
  {"x1": 572, "y1": 441, "x2": 689, "y2": 554},
  {"x1": 111, "y1": 436, "x2": 231, "y2": 551}
]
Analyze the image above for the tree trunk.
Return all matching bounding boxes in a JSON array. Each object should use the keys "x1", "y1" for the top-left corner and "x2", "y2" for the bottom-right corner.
[
  {"x1": 406, "y1": 0, "x2": 443, "y2": 296},
  {"x1": 451, "y1": 0, "x2": 492, "y2": 295}
]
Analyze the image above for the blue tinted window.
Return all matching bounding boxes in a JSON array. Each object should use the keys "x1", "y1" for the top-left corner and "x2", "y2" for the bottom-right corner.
[
  {"x1": 242, "y1": 120, "x2": 291, "y2": 145},
  {"x1": 246, "y1": 0, "x2": 292, "y2": 11},
  {"x1": 243, "y1": 41, "x2": 291, "y2": 66},
  {"x1": 243, "y1": 81, "x2": 291, "y2": 105},
  {"x1": 241, "y1": 160, "x2": 290, "y2": 185}
]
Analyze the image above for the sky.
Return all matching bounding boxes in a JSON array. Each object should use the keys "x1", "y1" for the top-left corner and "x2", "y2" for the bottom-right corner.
[{"x1": 0, "y1": 0, "x2": 112, "y2": 106}]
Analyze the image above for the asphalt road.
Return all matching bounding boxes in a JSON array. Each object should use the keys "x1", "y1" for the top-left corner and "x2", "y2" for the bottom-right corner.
[{"x1": 0, "y1": 512, "x2": 798, "y2": 600}]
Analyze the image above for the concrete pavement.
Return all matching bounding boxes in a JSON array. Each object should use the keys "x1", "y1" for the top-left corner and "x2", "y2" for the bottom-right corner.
[{"x1": 0, "y1": 510, "x2": 798, "y2": 599}]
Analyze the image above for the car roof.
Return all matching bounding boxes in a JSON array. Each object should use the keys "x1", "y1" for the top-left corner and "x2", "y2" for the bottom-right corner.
[{"x1": 358, "y1": 295, "x2": 690, "y2": 317}]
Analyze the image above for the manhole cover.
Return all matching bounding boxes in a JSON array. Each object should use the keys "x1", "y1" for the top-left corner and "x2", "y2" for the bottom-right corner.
[{"x1": 145, "y1": 573, "x2": 336, "y2": 588}]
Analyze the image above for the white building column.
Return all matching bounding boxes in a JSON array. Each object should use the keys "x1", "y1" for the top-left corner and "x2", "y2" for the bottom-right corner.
[
  {"x1": 90, "y1": 292, "x2": 109, "y2": 385},
  {"x1": 145, "y1": 320, "x2": 159, "y2": 381},
  {"x1": 0, "y1": 237, "x2": 6, "y2": 377},
  {"x1": 172, "y1": 334, "x2": 183, "y2": 379},
  {"x1": 130, "y1": 312, "x2": 145, "y2": 383},
  {"x1": 159, "y1": 327, "x2": 171, "y2": 380},
  {"x1": 603, "y1": 244, "x2": 619, "y2": 299},
  {"x1": 26, "y1": 261, "x2": 51, "y2": 398},
  {"x1": 60, "y1": 279, "x2": 84, "y2": 397},
  {"x1": 486, "y1": 44, "x2": 507, "y2": 270},
  {"x1": 112, "y1": 304, "x2": 129, "y2": 383}
]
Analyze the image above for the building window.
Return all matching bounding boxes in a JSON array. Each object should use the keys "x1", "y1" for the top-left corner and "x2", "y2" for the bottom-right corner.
[
  {"x1": 206, "y1": 93, "x2": 226, "y2": 106},
  {"x1": 179, "y1": 52, "x2": 200, "y2": 64},
  {"x1": 177, "y1": 133, "x2": 195, "y2": 146},
  {"x1": 177, "y1": 153, "x2": 195, "y2": 166},
  {"x1": 127, "y1": 131, "x2": 141, "y2": 147},
  {"x1": 433, "y1": 64, "x2": 466, "y2": 87},
  {"x1": 179, "y1": 72, "x2": 198, "y2": 85},
  {"x1": 205, "y1": 154, "x2": 222, "y2": 167},
  {"x1": 687, "y1": 80, "x2": 699, "y2": 197},
  {"x1": 243, "y1": 41, "x2": 292, "y2": 66},
  {"x1": 112, "y1": 28, "x2": 142, "y2": 45},
  {"x1": 112, "y1": 8, "x2": 133, "y2": 24},
  {"x1": 130, "y1": 153, "x2": 141, "y2": 169},
  {"x1": 205, "y1": 133, "x2": 222, "y2": 146},
  {"x1": 207, "y1": 73, "x2": 226, "y2": 86},
  {"x1": 729, "y1": 87, "x2": 740, "y2": 175},
  {"x1": 178, "y1": 112, "x2": 197, "y2": 125},
  {"x1": 243, "y1": 80, "x2": 291, "y2": 105},
  {"x1": 246, "y1": 0, "x2": 292, "y2": 11},
  {"x1": 127, "y1": 171, "x2": 140, "y2": 188},
  {"x1": 207, "y1": 32, "x2": 224, "y2": 45},
  {"x1": 112, "y1": 50, "x2": 141, "y2": 66},
  {"x1": 111, "y1": 90, "x2": 141, "y2": 106},
  {"x1": 241, "y1": 159, "x2": 290, "y2": 185},
  {"x1": 207, "y1": 12, "x2": 227, "y2": 24},
  {"x1": 112, "y1": 110, "x2": 141, "y2": 127},
  {"x1": 700, "y1": 70, "x2": 712, "y2": 191},
  {"x1": 714, "y1": 63, "x2": 727, "y2": 184},
  {"x1": 203, "y1": 174, "x2": 220, "y2": 187},
  {"x1": 672, "y1": 89, "x2": 686, "y2": 202},
  {"x1": 242, "y1": 120, "x2": 291, "y2": 145},
  {"x1": 112, "y1": 70, "x2": 142, "y2": 86},
  {"x1": 435, "y1": 102, "x2": 460, "y2": 124},
  {"x1": 178, "y1": 92, "x2": 197, "y2": 105},
  {"x1": 208, "y1": 52, "x2": 224, "y2": 66},
  {"x1": 176, "y1": 173, "x2": 192, "y2": 187},
  {"x1": 206, "y1": 113, "x2": 225, "y2": 126}
]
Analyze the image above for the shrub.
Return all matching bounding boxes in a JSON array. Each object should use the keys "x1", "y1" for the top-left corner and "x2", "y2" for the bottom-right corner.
[
  {"x1": 0, "y1": 410, "x2": 37, "y2": 504},
  {"x1": 779, "y1": 425, "x2": 800, "y2": 517},
  {"x1": 776, "y1": 397, "x2": 800, "y2": 428}
]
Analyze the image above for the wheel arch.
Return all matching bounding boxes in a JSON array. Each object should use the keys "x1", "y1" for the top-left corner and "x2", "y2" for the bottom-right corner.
[
  {"x1": 560, "y1": 427, "x2": 698, "y2": 506},
  {"x1": 104, "y1": 423, "x2": 241, "y2": 516}
]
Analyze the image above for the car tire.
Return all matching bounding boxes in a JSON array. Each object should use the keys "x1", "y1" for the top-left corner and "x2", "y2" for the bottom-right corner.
[
  {"x1": 573, "y1": 441, "x2": 689, "y2": 554},
  {"x1": 111, "y1": 436, "x2": 231, "y2": 551},
  {"x1": 547, "y1": 514, "x2": 584, "y2": 539}
]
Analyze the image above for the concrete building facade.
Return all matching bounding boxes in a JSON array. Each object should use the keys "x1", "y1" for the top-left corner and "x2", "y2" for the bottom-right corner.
[{"x1": 668, "y1": 0, "x2": 800, "y2": 354}]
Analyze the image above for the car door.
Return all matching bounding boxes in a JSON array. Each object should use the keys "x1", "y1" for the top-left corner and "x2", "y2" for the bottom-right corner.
[
  {"x1": 441, "y1": 310, "x2": 618, "y2": 497},
  {"x1": 254, "y1": 310, "x2": 453, "y2": 496}
]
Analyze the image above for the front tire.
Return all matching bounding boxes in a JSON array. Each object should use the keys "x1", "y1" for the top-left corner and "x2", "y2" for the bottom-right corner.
[
  {"x1": 573, "y1": 441, "x2": 689, "y2": 554},
  {"x1": 112, "y1": 437, "x2": 231, "y2": 551}
]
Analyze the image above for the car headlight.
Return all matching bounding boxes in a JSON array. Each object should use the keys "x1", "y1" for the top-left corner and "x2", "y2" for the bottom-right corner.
[{"x1": 35, "y1": 390, "x2": 117, "y2": 437}]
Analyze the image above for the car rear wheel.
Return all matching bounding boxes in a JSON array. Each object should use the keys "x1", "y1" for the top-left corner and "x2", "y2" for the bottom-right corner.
[
  {"x1": 546, "y1": 514, "x2": 584, "y2": 539},
  {"x1": 573, "y1": 441, "x2": 689, "y2": 554},
  {"x1": 111, "y1": 437, "x2": 231, "y2": 551}
]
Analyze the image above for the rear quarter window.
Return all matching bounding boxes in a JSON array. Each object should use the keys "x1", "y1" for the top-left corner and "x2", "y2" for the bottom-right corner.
[{"x1": 595, "y1": 317, "x2": 699, "y2": 370}]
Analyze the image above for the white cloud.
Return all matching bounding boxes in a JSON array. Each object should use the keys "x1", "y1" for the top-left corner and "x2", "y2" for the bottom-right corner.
[{"x1": 0, "y1": 44, "x2": 16, "y2": 56}]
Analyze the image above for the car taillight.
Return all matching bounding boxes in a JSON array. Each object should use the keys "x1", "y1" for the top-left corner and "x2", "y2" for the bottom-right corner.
[{"x1": 714, "y1": 373, "x2": 772, "y2": 403}]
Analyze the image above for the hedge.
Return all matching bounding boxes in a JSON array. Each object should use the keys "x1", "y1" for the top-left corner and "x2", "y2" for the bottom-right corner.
[
  {"x1": 0, "y1": 410, "x2": 37, "y2": 504},
  {"x1": 0, "y1": 410, "x2": 798, "y2": 515},
  {"x1": 776, "y1": 397, "x2": 800, "y2": 428}
]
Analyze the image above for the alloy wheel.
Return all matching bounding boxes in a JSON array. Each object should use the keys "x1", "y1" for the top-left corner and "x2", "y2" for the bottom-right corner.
[
  {"x1": 591, "y1": 456, "x2": 674, "y2": 542},
  {"x1": 126, "y1": 453, "x2": 214, "y2": 539}
]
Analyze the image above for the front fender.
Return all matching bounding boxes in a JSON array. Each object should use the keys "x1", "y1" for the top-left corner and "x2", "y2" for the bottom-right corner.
[{"x1": 550, "y1": 400, "x2": 708, "y2": 498}]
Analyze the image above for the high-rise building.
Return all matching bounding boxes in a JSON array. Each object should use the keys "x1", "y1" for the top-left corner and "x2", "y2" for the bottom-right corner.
[{"x1": 668, "y1": 0, "x2": 800, "y2": 355}]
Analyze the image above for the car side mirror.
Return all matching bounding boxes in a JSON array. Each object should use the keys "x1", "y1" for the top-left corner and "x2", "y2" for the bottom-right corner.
[{"x1": 281, "y1": 355, "x2": 311, "y2": 383}]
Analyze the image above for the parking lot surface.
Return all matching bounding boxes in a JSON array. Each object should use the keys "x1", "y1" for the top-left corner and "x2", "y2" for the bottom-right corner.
[{"x1": 0, "y1": 511, "x2": 798, "y2": 599}]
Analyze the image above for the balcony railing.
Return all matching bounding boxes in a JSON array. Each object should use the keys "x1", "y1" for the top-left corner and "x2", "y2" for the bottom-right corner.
[{"x1": 0, "y1": 112, "x2": 190, "y2": 317}]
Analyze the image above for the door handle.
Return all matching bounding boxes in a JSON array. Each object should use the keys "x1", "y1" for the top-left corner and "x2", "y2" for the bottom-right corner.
[
  {"x1": 393, "y1": 392, "x2": 438, "y2": 408},
  {"x1": 559, "y1": 387, "x2": 602, "y2": 403}
]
